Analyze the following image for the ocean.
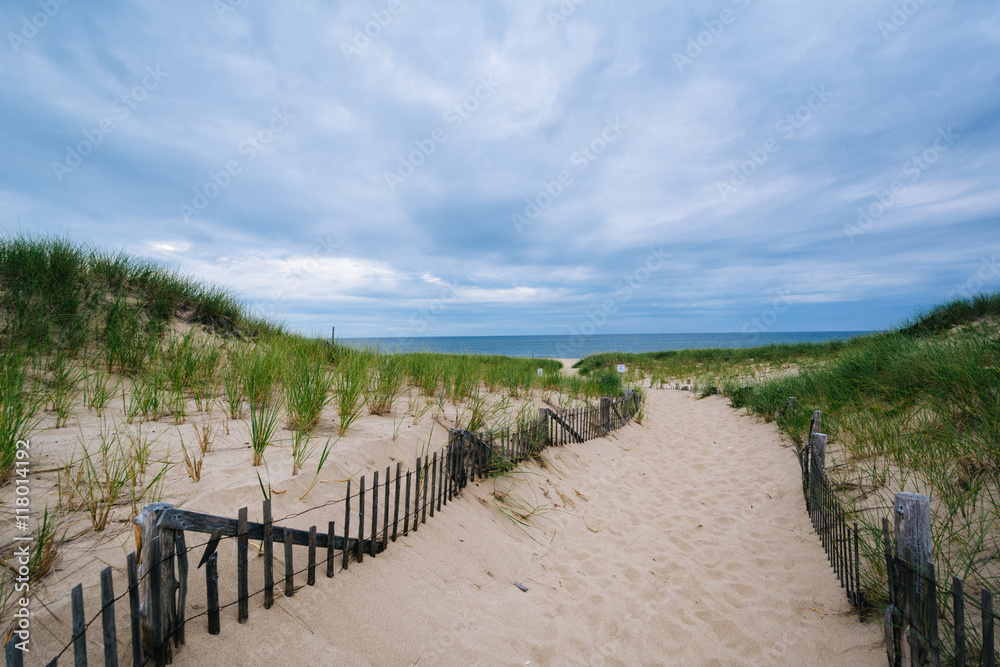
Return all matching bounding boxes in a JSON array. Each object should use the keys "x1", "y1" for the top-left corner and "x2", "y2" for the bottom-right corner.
[{"x1": 340, "y1": 331, "x2": 870, "y2": 359}]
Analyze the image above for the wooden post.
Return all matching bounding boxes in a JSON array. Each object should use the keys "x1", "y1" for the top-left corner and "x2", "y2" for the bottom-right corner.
[
  {"x1": 808, "y1": 433, "x2": 827, "y2": 514},
  {"x1": 952, "y1": 577, "x2": 965, "y2": 667},
  {"x1": 237, "y1": 507, "x2": 248, "y2": 624},
  {"x1": 326, "y1": 521, "x2": 336, "y2": 579},
  {"x1": 100, "y1": 566, "x2": 119, "y2": 667},
  {"x1": 127, "y1": 552, "x2": 143, "y2": 667},
  {"x1": 4, "y1": 637, "x2": 23, "y2": 667},
  {"x1": 174, "y1": 530, "x2": 188, "y2": 647},
  {"x1": 439, "y1": 449, "x2": 446, "y2": 510},
  {"x1": 136, "y1": 502, "x2": 175, "y2": 662},
  {"x1": 383, "y1": 466, "x2": 391, "y2": 549},
  {"x1": 284, "y1": 527, "x2": 294, "y2": 597},
  {"x1": 811, "y1": 410, "x2": 822, "y2": 435},
  {"x1": 429, "y1": 453, "x2": 437, "y2": 519},
  {"x1": 263, "y1": 498, "x2": 274, "y2": 609},
  {"x1": 403, "y1": 470, "x2": 411, "y2": 535},
  {"x1": 71, "y1": 583, "x2": 87, "y2": 667},
  {"x1": 413, "y1": 459, "x2": 421, "y2": 533},
  {"x1": 982, "y1": 588, "x2": 994, "y2": 667},
  {"x1": 147, "y1": 537, "x2": 166, "y2": 667},
  {"x1": 392, "y1": 462, "x2": 402, "y2": 542},
  {"x1": 422, "y1": 457, "x2": 430, "y2": 524},
  {"x1": 206, "y1": 552, "x2": 220, "y2": 635},
  {"x1": 371, "y1": 470, "x2": 379, "y2": 557},
  {"x1": 446, "y1": 430, "x2": 462, "y2": 495},
  {"x1": 343, "y1": 480, "x2": 351, "y2": 571},
  {"x1": 892, "y1": 492, "x2": 937, "y2": 666},
  {"x1": 308, "y1": 526, "x2": 317, "y2": 585},
  {"x1": 357, "y1": 475, "x2": 366, "y2": 563}
]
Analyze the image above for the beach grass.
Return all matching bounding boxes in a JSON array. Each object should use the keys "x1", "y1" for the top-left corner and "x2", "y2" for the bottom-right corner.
[{"x1": 3, "y1": 234, "x2": 628, "y2": 643}]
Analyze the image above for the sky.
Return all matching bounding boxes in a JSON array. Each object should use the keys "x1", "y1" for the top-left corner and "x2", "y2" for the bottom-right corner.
[{"x1": 2, "y1": 1, "x2": 999, "y2": 338}]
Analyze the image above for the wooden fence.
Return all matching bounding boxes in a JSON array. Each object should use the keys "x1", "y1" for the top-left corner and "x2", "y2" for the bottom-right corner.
[
  {"x1": 8, "y1": 391, "x2": 642, "y2": 666},
  {"x1": 787, "y1": 399, "x2": 1000, "y2": 666}
]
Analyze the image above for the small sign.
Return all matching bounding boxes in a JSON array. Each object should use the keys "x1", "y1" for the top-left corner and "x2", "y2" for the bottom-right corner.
[
  {"x1": 617, "y1": 364, "x2": 626, "y2": 373},
  {"x1": 537, "y1": 368, "x2": 544, "y2": 376}
]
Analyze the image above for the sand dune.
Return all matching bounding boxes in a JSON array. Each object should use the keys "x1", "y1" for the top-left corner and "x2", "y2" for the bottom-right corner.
[{"x1": 173, "y1": 388, "x2": 884, "y2": 666}]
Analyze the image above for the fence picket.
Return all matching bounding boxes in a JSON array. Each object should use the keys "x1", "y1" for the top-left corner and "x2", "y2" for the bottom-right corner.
[
  {"x1": 237, "y1": 508, "x2": 248, "y2": 624},
  {"x1": 327, "y1": 521, "x2": 336, "y2": 579},
  {"x1": 71, "y1": 582, "x2": 87, "y2": 667},
  {"x1": 404, "y1": 470, "x2": 411, "y2": 535},
  {"x1": 343, "y1": 480, "x2": 351, "y2": 571},
  {"x1": 100, "y1": 567, "x2": 118, "y2": 667},
  {"x1": 984, "y1": 588, "x2": 995, "y2": 667},
  {"x1": 358, "y1": 475, "x2": 366, "y2": 563},
  {"x1": 384, "y1": 466, "x2": 391, "y2": 548},
  {"x1": 206, "y1": 552, "x2": 220, "y2": 636},
  {"x1": 175, "y1": 530, "x2": 188, "y2": 647},
  {"x1": 954, "y1": 577, "x2": 965, "y2": 667},
  {"x1": 5, "y1": 637, "x2": 23, "y2": 667},
  {"x1": 429, "y1": 454, "x2": 436, "y2": 519},
  {"x1": 308, "y1": 526, "x2": 317, "y2": 586},
  {"x1": 127, "y1": 552, "x2": 143, "y2": 667},
  {"x1": 393, "y1": 462, "x2": 402, "y2": 541},
  {"x1": 284, "y1": 528, "x2": 294, "y2": 597},
  {"x1": 371, "y1": 470, "x2": 379, "y2": 557},
  {"x1": 422, "y1": 457, "x2": 429, "y2": 524},
  {"x1": 263, "y1": 499, "x2": 274, "y2": 609}
]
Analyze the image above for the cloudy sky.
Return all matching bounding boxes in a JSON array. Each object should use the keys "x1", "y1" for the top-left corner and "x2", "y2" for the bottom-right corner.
[{"x1": 2, "y1": 1, "x2": 998, "y2": 338}]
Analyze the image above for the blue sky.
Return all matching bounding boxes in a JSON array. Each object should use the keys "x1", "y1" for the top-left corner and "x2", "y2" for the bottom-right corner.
[{"x1": 2, "y1": 1, "x2": 998, "y2": 338}]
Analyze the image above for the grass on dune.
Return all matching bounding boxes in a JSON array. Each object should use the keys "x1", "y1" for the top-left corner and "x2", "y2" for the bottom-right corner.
[
  {"x1": 723, "y1": 318, "x2": 1000, "y2": 662},
  {"x1": 0, "y1": 234, "x2": 651, "y2": 640}
]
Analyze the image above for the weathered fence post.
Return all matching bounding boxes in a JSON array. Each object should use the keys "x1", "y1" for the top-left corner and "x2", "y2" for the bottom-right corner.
[
  {"x1": 600, "y1": 397, "x2": 611, "y2": 434},
  {"x1": 807, "y1": 432, "x2": 827, "y2": 514},
  {"x1": 4, "y1": 636, "x2": 23, "y2": 667},
  {"x1": 136, "y1": 502, "x2": 176, "y2": 665},
  {"x1": 100, "y1": 566, "x2": 119, "y2": 667},
  {"x1": 887, "y1": 492, "x2": 939, "y2": 666}
]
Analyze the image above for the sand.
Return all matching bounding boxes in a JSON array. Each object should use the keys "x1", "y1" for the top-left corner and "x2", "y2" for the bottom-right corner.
[
  {"x1": 9, "y1": 362, "x2": 885, "y2": 665},
  {"x1": 168, "y1": 388, "x2": 883, "y2": 666}
]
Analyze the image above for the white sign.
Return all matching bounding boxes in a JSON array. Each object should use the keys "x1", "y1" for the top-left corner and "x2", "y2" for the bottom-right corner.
[
  {"x1": 617, "y1": 364, "x2": 626, "y2": 373},
  {"x1": 537, "y1": 368, "x2": 544, "y2": 376}
]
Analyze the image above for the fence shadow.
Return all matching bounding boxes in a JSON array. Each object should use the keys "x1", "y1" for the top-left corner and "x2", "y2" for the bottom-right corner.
[{"x1": 8, "y1": 391, "x2": 642, "y2": 667}]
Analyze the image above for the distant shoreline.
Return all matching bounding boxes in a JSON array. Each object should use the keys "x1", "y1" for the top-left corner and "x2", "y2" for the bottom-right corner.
[{"x1": 339, "y1": 331, "x2": 871, "y2": 359}]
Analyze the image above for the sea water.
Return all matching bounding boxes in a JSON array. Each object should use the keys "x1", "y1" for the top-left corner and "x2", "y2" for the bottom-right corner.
[{"x1": 341, "y1": 332, "x2": 870, "y2": 359}]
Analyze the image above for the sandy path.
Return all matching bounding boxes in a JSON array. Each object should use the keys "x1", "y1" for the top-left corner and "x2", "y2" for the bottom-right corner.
[{"x1": 177, "y1": 389, "x2": 883, "y2": 666}]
